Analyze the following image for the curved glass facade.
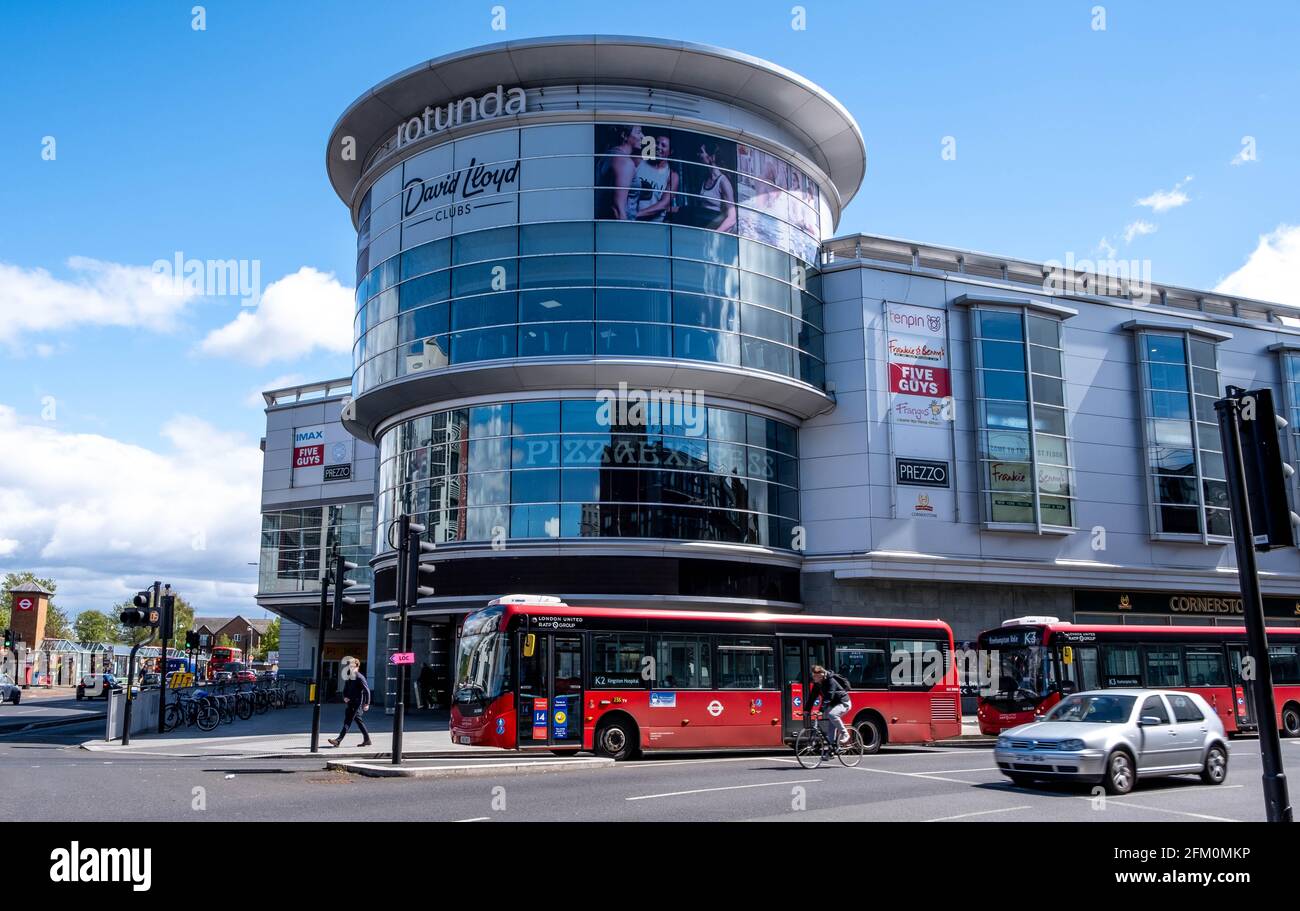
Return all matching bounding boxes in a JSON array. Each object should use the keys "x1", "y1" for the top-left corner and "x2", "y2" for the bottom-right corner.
[
  {"x1": 376, "y1": 399, "x2": 800, "y2": 552},
  {"x1": 353, "y1": 220, "x2": 826, "y2": 395}
]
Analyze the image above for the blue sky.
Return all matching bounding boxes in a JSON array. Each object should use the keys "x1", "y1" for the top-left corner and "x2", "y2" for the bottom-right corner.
[{"x1": 1, "y1": 0, "x2": 1297, "y2": 616}]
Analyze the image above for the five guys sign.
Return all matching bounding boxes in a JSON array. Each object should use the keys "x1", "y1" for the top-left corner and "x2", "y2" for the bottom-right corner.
[
  {"x1": 888, "y1": 362, "x2": 951, "y2": 397},
  {"x1": 294, "y1": 426, "x2": 325, "y2": 468}
]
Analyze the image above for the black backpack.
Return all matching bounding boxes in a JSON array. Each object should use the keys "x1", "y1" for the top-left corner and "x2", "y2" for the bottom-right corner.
[{"x1": 829, "y1": 671, "x2": 851, "y2": 693}]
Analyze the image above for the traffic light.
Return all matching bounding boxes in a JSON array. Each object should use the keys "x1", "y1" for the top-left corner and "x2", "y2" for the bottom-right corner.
[
  {"x1": 331, "y1": 557, "x2": 361, "y2": 629},
  {"x1": 185, "y1": 630, "x2": 199, "y2": 649},
  {"x1": 159, "y1": 591, "x2": 175, "y2": 639},
  {"x1": 1229, "y1": 386, "x2": 1300, "y2": 550},
  {"x1": 2, "y1": 629, "x2": 13, "y2": 650},
  {"x1": 119, "y1": 590, "x2": 155, "y2": 628}
]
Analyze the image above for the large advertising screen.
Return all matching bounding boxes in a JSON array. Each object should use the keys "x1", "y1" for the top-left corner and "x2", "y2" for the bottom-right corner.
[{"x1": 594, "y1": 123, "x2": 820, "y2": 262}]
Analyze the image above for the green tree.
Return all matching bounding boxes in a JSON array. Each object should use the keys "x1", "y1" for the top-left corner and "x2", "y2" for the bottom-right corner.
[
  {"x1": 0, "y1": 571, "x2": 63, "y2": 636},
  {"x1": 74, "y1": 609, "x2": 120, "y2": 644},
  {"x1": 256, "y1": 618, "x2": 280, "y2": 660}
]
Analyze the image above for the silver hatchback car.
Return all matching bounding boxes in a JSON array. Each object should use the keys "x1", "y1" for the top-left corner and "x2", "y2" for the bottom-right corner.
[{"x1": 994, "y1": 689, "x2": 1229, "y2": 794}]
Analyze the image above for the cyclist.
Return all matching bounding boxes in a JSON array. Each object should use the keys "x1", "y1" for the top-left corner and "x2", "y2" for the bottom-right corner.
[{"x1": 807, "y1": 665, "x2": 852, "y2": 748}]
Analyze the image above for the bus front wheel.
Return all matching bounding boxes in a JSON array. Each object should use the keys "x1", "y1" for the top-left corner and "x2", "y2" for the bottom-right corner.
[{"x1": 595, "y1": 718, "x2": 639, "y2": 761}]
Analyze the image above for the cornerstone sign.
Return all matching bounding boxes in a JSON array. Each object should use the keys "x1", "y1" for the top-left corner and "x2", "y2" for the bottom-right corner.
[{"x1": 1074, "y1": 588, "x2": 1300, "y2": 620}]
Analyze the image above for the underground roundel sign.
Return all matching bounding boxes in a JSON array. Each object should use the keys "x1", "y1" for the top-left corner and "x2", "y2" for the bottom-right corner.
[
  {"x1": 707, "y1": 699, "x2": 724, "y2": 717},
  {"x1": 15, "y1": 596, "x2": 34, "y2": 612}
]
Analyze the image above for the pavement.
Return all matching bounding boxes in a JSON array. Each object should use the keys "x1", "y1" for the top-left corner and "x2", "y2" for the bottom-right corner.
[{"x1": 78, "y1": 702, "x2": 497, "y2": 760}]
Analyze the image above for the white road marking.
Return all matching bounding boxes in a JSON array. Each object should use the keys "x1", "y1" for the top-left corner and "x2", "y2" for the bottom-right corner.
[
  {"x1": 1088, "y1": 799, "x2": 1238, "y2": 822},
  {"x1": 926, "y1": 805, "x2": 1032, "y2": 822},
  {"x1": 912, "y1": 767, "x2": 999, "y2": 775},
  {"x1": 455, "y1": 817, "x2": 490, "y2": 822},
  {"x1": 626, "y1": 778, "x2": 821, "y2": 801},
  {"x1": 765, "y1": 755, "x2": 979, "y2": 783}
]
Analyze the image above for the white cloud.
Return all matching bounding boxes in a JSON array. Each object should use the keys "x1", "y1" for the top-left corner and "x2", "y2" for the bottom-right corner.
[
  {"x1": 1215, "y1": 224, "x2": 1300, "y2": 308},
  {"x1": 1123, "y1": 220, "x2": 1158, "y2": 243},
  {"x1": 0, "y1": 257, "x2": 197, "y2": 347},
  {"x1": 1136, "y1": 176, "x2": 1193, "y2": 213},
  {"x1": 1096, "y1": 236, "x2": 1117, "y2": 259},
  {"x1": 0, "y1": 405, "x2": 263, "y2": 617},
  {"x1": 199, "y1": 267, "x2": 353, "y2": 365}
]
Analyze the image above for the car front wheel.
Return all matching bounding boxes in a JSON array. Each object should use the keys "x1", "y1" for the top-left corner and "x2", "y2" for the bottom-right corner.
[
  {"x1": 1103, "y1": 750, "x2": 1135, "y2": 795},
  {"x1": 1200, "y1": 744, "x2": 1229, "y2": 785}
]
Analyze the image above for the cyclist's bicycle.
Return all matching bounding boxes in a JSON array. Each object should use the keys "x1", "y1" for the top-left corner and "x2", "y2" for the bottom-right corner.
[{"x1": 794, "y1": 718, "x2": 865, "y2": 769}]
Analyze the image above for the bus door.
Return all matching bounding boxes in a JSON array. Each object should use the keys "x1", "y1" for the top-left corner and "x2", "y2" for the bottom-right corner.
[
  {"x1": 516, "y1": 632, "x2": 584, "y2": 749},
  {"x1": 779, "y1": 636, "x2": 829, "y2": 743},
  {"x1": 1228, "y1": 644, "x2": 1258, "y2": 731}
]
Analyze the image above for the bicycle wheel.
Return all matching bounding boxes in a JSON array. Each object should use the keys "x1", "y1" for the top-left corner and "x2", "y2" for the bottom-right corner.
[
  {"x1": 196, "y1": 705, "x2": 220, "y2": 732},
  {"x1": 163, "y1": 703, "x2": 181, "y2": 732},
  {"x1": 794, "y1": 728, "x2": 825, "y2": 770},
  {"x1": 837, "y1": 727, "x2": 865, "y2": 768},
  {"x1": 254, "y1": 692, "x2": 270, "y2": 715},
  {"x1": 237, "y1": 696, "x2": 253, "y2": 721}
]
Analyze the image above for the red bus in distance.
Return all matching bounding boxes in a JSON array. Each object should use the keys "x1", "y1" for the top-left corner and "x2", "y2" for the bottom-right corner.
[{"x1": 976, "y1": 617, "x2": 1300, "y2": 736}]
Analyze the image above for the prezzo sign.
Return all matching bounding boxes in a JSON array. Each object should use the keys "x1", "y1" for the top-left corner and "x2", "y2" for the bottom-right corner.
[
  {"x1": 293, "y1": 426, "x2": 325, "y2": 468},
  {"x1": 392, "y1": 85, "x2": 527, "y2": 153},
  {"x1": 896, "y1": 458, "x2": 950, "y2": 489}
]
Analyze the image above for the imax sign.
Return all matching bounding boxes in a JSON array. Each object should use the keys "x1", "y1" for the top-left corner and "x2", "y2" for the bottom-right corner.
[{"x1": 394, "y1": 84, "x2": 527, "y2": 152}]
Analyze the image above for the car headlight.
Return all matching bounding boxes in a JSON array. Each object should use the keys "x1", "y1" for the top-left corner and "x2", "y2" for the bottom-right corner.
[
  {"x1": 1058, "y1": 739, "x2": 1086, "y2": 751},
  {"x1": 996, "y1": 736, "x2": 1011, "y2": 750}
]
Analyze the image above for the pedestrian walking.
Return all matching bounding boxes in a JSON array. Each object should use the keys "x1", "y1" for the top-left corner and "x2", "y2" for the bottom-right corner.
[{"x1": 327, "y1": 656, "x2": 372, "y2": 747}]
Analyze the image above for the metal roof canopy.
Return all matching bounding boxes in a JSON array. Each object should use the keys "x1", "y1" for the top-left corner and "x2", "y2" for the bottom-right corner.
[{"x1": 326, "y1": 35, "x2": 866, "y2": 216}]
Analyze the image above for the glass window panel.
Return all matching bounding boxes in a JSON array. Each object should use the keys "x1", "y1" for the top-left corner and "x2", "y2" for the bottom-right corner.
[
  {"x1": 399, "y1": 303, "x2": 450, "y2": 342},
  {"x1": 977, "y1": 310, "x2": 1023, "y2": 341},
  {"x1": 674, "y1": 294, "x2": 739, "y2": 331},
  {"x1": 452, "y1": 262, "x2": 517, "y2": 298},
  {"x1": 1031, "y1": 375, "x2": 1065, "y2": 407},
  {"x1": 739, "y1": 237, "x2": 789, "y2": 279},
  {"x1": 596, "y1": 289, "x2": 671, "y2": 323},
  {"x1": 453, "y1": 226, "x2": 517, "y2": 264},
  {"x1": 519, "y1": 254, "x2": 593, "y2": 289},
  {"x1": 596, "y1": 221, "x2": 670, "y2": 255},
  {"x1": 512, "y1": 435, "x2": 561, "y2": 468},
  {"x1": 673, "y1": 260, "x2": 738, "y2": 298},
  {"x1": 741, "y1": 303, "x2": 793, "y2": 344},
  {"x1": 741, "y1": 337, "x2": 794, "y2": 376},
  {"x1": 519, "y1": 323, "x2": 594, "y2": 357},
  {"x1": 520, "y1": 222, "x2": 593, "y2": 255},
  {"x1": 982, "y1": 370, "x2": 1027, "y2": 401},
  {"x1": 1205, "y1": 507, "x2": 1232, "y2": 537},
  {"x1": 596, "y1": 255, "x2": 671, "y2": 289},
  {"x1": 708, "y1": 408, "x2": 747, "y2": 443},
  {"x1": 740, "y1": 271, "x2": 793, "y2": 312},
  {"x1": 1035, "y1": 434, "x2": 1068, "y2": 466},
  {"x1": 510, "y1": 401, "x2": 560, "y2": 435},
  {"x1": 983, "y1": 431, "x2": 1031, "y2": 461},
  {"x1": 518, "y1": 287, "x2": 593, "y2": 323},
  {"x1": 469, "y1": 437, "x2": 510, "y2": 471},
  {"x1": 1192, "y1": 367, "x2": 1219, "y2": 396},
  {"x1": 1189, "y1": 338, "x2": 1217, "y2": 369},
  {"x1": 1039, "y1": 495, "x2": 1072, "y2": 526},
  {"x1": 466, "y1": 505, "x2": 509, "y2": 541},
  {"x1": 1158, "y1": 504, "x2": 1201, "y2": 535},
  {"x1": 511, "y1": 469, "x2": 560, "y2": 503},
  {"x1": 1150, "y1": 419, "x2": 1194, "y2": 449},
  {"x1": 1033, "y1": 406, "x2": 1067, "y2": 436},
  {"x1": 1145, "y1": 361, "x2": 1189, "y2": 392},
  {"x1": 980, "y1": 339, "x2": 1025, "y2": 371},
  {"x1": 450, "y1": 326, "x2": 517, "y2": 363},
  {"x1": 561, "y1": 468, "x2": 600, "y2": 502},
  {"x1": 561, "y1": 400, "x2": 605, "y2": 434},
  {"x1": 402, "y1": 239, "x2": 451, "y2": 279},
  {"x1": 1143, "y1": 334, "x2": 1186, "y2": 364},
  {"x1": 1027, "y1": 316, "x2": 1059, "y2": 348},
  {"x1": 674, "y1": 326, "x2": 740, "y2": 365},
  {"x1": 982, "y1": 400, "x2": 1029, "y2": 430},
  {"x1": 467, "y1": 471, "x2": 509, "y2": 505},
  {"x1": 1148, "y1": 390, "x2": 1191, "y2": 420},
  {"x1": 715, "y1": 637, "x2": 777, "y2": 689},
  {"x1": 653, "y1": 636, "x2": 712, "y2": 688},
  {"x1": 470, "y1": 404, "x2": 509, "y2": 439},
  {"x1": 596, "y1": 322, "x2": 671, "y2": 356},
  {"x1": 672, "y1": 226, "x2": 738, "y2": 265},
  {"x1": 988, "y1": 492, "x2": 1035, "y2": 524},
  {"x1": 398, "y1": 271, "x2": 450, "y2": 311},
  {"x1": 987, "y1": 461, "x2": 1033, "y2": 493},
  {"x1": 1029, "y1": 345, "x2": 1062, "y2": 377}
]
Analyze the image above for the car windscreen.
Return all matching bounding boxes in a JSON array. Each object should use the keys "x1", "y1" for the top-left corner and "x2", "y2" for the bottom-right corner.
[{"x1": 1046, "y1": 693, "x2": 1136, "y2": 723}]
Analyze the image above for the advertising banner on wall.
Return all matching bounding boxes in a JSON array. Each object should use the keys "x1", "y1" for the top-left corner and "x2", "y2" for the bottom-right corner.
[
  {"x1": 885, "y1": 302, "x2": 956, "y2": 521},
  {"x1": 293, "y1": 426, "x2": 355, "y2": 486}
]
